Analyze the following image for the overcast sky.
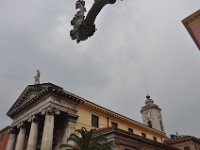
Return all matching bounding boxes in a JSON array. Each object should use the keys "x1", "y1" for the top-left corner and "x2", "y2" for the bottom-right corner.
[{"x1": 0, "y1": 0, "x2": 200, "y2": 137}]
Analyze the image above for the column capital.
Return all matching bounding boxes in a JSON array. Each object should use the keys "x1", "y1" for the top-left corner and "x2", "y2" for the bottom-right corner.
[
  {"x1": 28, "y1": 115, "x2": 39, "y2": 123},
  {"x1": 32, "y1": 116, "x2": 38, "y2": 122},
  {"x1": 9, "y1": 127, "x2": 17, "y2": 134},
  {"x1": 41, "y1": 106, "x2": 60, "y2": 116},
  {"x1": 17, "y1": 122, "x2": 26, "y2": 129}
]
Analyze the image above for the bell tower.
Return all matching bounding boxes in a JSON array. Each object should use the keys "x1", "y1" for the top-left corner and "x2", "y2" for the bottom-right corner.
[{"x1": 140, "y1": 95, "x2": 165, "y2": 132}]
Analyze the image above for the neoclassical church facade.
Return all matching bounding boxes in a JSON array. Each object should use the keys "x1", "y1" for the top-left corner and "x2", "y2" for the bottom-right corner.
[{"x1": 4, "y1": 74, "x2": 178, "y2": 150}]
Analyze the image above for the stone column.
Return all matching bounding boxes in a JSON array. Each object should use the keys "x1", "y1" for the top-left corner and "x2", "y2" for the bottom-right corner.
[
  {"x1": 41, "y1": 110, "x2": 55, "y2": 150},
  {"x1": 15, "y1": 123, "x2": 26, "y2": 150},
  {"x1": 26, "y1": 116, "x2": 38, "y2": 150},
  {"x1": 6, "y1": 128, "x2": 17, "y2": 150},
  {"x1": 61, "y1": 113, "x2": 78, "y2": 149}
]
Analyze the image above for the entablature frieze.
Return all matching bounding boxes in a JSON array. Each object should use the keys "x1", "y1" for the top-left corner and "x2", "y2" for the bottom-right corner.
[
  {"x1": 11, "y1": 101, "x2": 78, "y2": 127},
  {"x1": 9, "y1": 94, "x2": 78, "y2": 119}
]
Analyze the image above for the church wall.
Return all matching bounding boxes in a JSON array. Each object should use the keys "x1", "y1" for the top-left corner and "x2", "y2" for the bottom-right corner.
[
  {"x1": 76, "y1": 104, "x2": 163, "y2": 143},
  {"x1": 76, "y1": 105, "x2": 108, "y2": 129}
]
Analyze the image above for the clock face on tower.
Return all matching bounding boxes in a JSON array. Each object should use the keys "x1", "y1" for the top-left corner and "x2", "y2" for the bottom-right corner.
[{"x1": 145, "y1": 111, "x2": 151, "y2": 120}]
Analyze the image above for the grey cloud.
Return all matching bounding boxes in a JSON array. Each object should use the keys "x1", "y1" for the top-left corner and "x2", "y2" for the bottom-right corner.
[{"x1": 0, "y1": 0, "x2": 200, "y2": 138}]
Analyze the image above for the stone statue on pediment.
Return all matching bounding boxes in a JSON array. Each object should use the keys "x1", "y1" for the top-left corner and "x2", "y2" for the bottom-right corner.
[{"x1": 34, "y1": 70, "x2": 40, "y2": 84}]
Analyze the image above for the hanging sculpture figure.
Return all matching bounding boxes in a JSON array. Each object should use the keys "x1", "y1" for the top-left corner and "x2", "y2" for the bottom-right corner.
[
  {"x1": 70, "y1": 0, "x2": 117, "y2": 43},
  {"x1": 70, "y1": 0, "x2": 86, "y2": 42}
]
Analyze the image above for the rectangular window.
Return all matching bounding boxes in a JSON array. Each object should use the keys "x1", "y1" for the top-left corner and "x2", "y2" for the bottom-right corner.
[
  {"x1": 184, "y1": 146, "x2": 190, "y2": 150},
  {"x1": 128, "y1": 128, "x2": 133, "y2": 134},
  {"x1": 141, "y1": 133, "x2": 146, "y2": 138},
  {"x1": 153, "y1": 136, "x2": 157, "y2": 142},
  {"x1": 91, "y1": 115, "x2": 99, "y2": 128},
  {"x1": 111, "y1": 122, "x2": 118, "y2": 128}
]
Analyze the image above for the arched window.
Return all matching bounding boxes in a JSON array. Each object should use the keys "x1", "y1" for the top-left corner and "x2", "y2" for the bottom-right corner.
[{"x1": 148, "y1": 120, "x2": 152, "y2": 128}]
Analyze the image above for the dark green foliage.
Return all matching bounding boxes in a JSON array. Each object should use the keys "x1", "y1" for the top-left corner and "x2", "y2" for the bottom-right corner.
[{"x1": 60, "y1": 127, "x2": 113, "y2": 150}]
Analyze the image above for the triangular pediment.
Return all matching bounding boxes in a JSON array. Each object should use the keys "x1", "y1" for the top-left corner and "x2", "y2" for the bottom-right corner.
[
  {"x1": 7, "y1": 83, "x2": 61, "y2": 117},
  {"x1": 7, "y1": 83, "x2": 81, "y2": 118},
  {"x1": 16, "y1": 90, "x2": 39, "y2": 109},
  {"x1": 7, "y1": 85, "x2": 44, "y2": 117}
]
